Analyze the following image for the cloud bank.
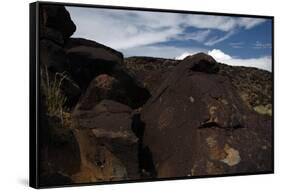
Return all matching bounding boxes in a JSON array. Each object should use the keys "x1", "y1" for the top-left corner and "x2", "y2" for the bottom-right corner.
[
  {"x1": 176, "y1": 49, "x2": 272, "y2": 72},
  {"x1": 66, "y1": 7, "x2": 271, "y2": 72},
  {"x1": 66, "y1": 7, "x2": 266, "y2": 50}
]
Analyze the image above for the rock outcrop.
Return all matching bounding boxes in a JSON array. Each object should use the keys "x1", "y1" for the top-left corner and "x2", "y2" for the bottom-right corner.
[
  {"x1": 141, "y1": 53, "x2": 272, "y2": 177},
  {"x1": 64, "y1": 38, "x2": 151, "y2": 108},
  {"x1": 40, "y1": 4, "x2": 76, "y2": 44},
  {"x1": 39, "y1": 102, "x2": 80, "y2": 186},
  {"x1": 71, "y1": 100, "x2": 139, "y2": 181},
  {"x1": 124, "y1": 56, "x2": 180, "y2": 94},
  {"x1": 38, "y1": 4, "x2": 273, "y2": 186}
]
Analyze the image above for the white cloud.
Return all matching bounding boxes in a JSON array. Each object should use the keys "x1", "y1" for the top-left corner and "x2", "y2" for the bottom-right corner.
[
  {"x1": 204, "y1": 31, "x2": 235, "y2": 46},
  {"x1": 253, "y1": 41, "x2": 272, "y2": 49},
  {"x1": 176, "y1": 49, "x2": 271, "y2": 71},
  {"x1": 208, "y1": 49, "x2": 271, "y2": 71},
  {"x1": 65, "y1": 7, "x2": 271, "y2": 71},
  {"x1": 229, "y1": 42, "x2": 244, "y2": 48},
  {"x1": 66, "y1": 6, "x2": 266, "y2": 49},
  {"x1": 173, "y1": 30, "x2": 211, "y2": 42},
  {"x1": 238, "y1": 18, "x2": 266, "y2": 29},
  {"x1": 208, "y1": 49, "x2": 232, "y2": 60},
  {"x1": 122, "y1": 45, "x2": 205, "y2": 59},
  {"x1": 183, "y1": 15, "x2": 237, "y2": 32},
  {"x1": 175, "y1": 52, "x2": 194, "y2": 60}
]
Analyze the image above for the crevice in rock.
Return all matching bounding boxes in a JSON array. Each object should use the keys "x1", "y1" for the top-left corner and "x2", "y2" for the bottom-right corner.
[
  {"x1": 199, "y1": 121, "x2": 221, "y2": 129},
  {"x1": 131, "y1": 113, "x2": 157, "y2": 178},
  {"x1": 199, "y1": 121, "x2": 244, "y2": 130}
]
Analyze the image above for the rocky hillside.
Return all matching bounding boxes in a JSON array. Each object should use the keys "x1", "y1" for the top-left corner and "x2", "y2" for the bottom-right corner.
[{"x1": 38, "y1": 5, "x2": 273, "y2": 187}]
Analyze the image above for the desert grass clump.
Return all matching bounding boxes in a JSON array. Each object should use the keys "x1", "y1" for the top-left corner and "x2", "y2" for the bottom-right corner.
[{"x1": 42, "y1": 67, "x2": 68, "y2": 125}]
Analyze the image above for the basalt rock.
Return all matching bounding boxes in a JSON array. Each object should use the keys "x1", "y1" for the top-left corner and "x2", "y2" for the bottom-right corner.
[
  {"x1": 39, "y1": 5, "x2": 81, "y2": 108},
  {"x1": 75, "y1": 74, "x2": 149, "y2": 110},
  {"x1": 141, "y1": 53, "x2": 272, "y2": 178},
  {"x1": 40, "y1": 4, "x2": 76, "y2": 44},
  {"x1": 64, "y1": 38, "x2": 151, "y2": 107},
  {"x1": 184, "y1": 52, "x2": 219, "y2": 73},
  {"x1": 71, "y1": 100, "x2": 140, "y2": 181},
  {"x1": 124, "y1": 56, "x2": 180, "y2": 94},
  {"x1": 39, "y1": 111, "x2": 81, "y2": 186}
]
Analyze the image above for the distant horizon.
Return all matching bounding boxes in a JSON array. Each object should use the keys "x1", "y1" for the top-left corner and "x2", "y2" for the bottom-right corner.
[{"x1": 66, "y1": 6, "x2": 272, "y2": 71}]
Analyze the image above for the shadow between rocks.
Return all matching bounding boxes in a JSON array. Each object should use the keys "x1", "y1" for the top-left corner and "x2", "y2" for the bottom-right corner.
[{"x1": 131, "y1": 113, "x2": 157, "y2": 178}]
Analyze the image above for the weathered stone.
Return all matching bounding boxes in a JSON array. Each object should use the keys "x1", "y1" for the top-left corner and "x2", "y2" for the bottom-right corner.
[
  {"x1": 40, "y1": 4, "x2": 76, "y2": 43},
  {"x1": 64, "y1": 38, "x2": 151, "y2": 107},
  {"x1": 72, "y1": 100, "x2": 140, "y2": 180},
  {"x1": 141, "y1": 53, "x2": 272, "y2": 178},
  {"x1": 182, "y1": 53, "x2": 219, "y2": 73},
  {"x1": 40, "y1": 39, "x2": 68, "y2": 73},
  {"x1": 39, "y1": 113, "x2": 81, "y2": 182},
  {"x1": 75, "y1": 74, "x2": 149, "y2": 110}
]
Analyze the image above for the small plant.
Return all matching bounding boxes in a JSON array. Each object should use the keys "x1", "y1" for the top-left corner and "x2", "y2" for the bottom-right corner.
[{"x1": 42, "y1": 66, "x2": 68, "y2": 125}]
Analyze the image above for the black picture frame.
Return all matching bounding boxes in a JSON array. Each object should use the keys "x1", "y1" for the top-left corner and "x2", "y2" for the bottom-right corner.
[{"x1": 30, "y1": 1, "x2": 274, "y2": 188}]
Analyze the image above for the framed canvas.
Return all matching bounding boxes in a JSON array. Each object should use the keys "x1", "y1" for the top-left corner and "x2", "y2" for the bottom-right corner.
[{"x1": 29, "y1": 1, "x2": 274, "y2": 188}]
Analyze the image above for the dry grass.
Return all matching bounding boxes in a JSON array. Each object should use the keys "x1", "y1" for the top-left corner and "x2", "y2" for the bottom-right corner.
[{"x1": 42, "y1": 66, "x2": 68, "y2": 125}]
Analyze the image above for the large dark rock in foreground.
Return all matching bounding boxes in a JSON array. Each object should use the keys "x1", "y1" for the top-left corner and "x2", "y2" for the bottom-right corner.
[
  {"x1": 141, "y1": 53, "x2": 272, "y2": 178},
  {"x1": 71, "y1": 100, "x2": 140, "y2": 182},
  {"x1": 39, "y1": 104, "x2": 81, "y2": 186}
]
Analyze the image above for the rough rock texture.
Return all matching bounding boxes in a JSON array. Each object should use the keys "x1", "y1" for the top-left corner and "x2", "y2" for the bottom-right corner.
[
  {"x1": 63, "y1": 38, "x2": 124, "y2": 89},
  {"x1": 71, "y1": 100, "x2": 140, "y2": 181},
  {"x1": 39, "y1": 5, "x2": 81, "y2": 108},
  {"x1": 124, "y1": 56, "x2": 180, "y2": 94},
  {"x1": 40, "y1": 4, "x2": 76, "y2": 44},
  {"x1": 75, "y1": 74, "x2": 149, "y2": 110},
  {"x1": 219, "y1": 64, "x2": 272, "y2": 116},
  {"x1": 40, "y1": 39, "x2": 68, "y2": 73},
  {"x1": 39, "y1": 103, "x2": 81, "y2": 186},
  {"x1": 141, "y1": 53, "x2": 272, "y2": 178},
  {"x1": 64, "y1": 38, "x2": 151, "y2": 108},
  {"x1": 38, "y1": 4, "x2": 273, "y2": 185}
]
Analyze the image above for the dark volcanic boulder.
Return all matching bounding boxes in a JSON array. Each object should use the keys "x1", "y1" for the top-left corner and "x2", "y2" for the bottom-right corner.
[
  {"x1": 39, "y1": 113, "x2": 81, "y2": 183},
  {"x1": 64, "y1": 38, "x2": 124, "y2": 89},
  {"x1": 39, "y1": 5, "x2": 81, "y2": 108},
  {"x1": 141, "y1": 53, "x2": 272, "y2": 178},
  {"x1": 40, "y1": 39, "x2": 68, "y2": 73},
  {"x1": 40, "y1": 4, "x2": 76, "y2": 44},
  {"x1": 64, "y1": 38, "x2": 151, "y2": 107},
  {"x1": 75, "y1": 74, "x2": 149, "y2": 110},
  {"x1": 71, "y1": 100, "x2": 140, "y2": 181},
  {"x1": 182, "y1": 52, "x2": 219, "y2": 73}
]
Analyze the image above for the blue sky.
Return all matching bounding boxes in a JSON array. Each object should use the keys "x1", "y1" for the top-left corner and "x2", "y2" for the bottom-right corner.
[{"x1": 66, "y1": 6, "x2": 272, "y2": 71}]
